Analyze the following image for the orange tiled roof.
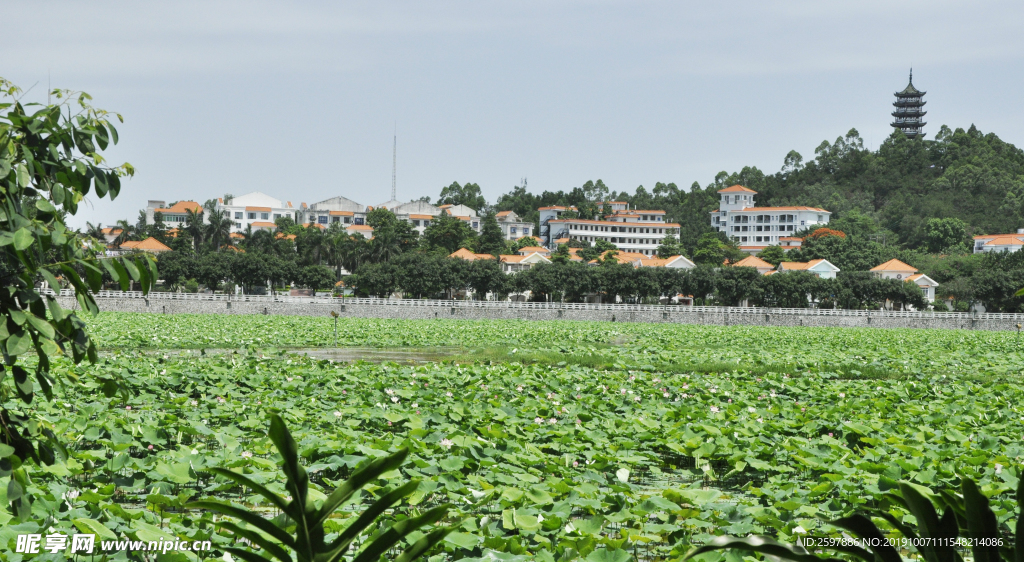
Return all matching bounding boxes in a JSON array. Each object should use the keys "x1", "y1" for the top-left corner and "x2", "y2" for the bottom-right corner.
[
  {"x1": 517, "y1": 246, "x2": 550, "y2": 254},
  {"x1": 329, "y1": 211, "x2": 354, "y2": 216},
  {"x1": 779, "y1": 236, "x2": 802, "y2": 241},
  {"x1": 717, "y1": 185, "x2": 757, "y2": 194},
  {"x1": 122, "y1": 237, "x2": 171, "y2": 252},
  {"x1": 870, "y1": 259, "x2": 917, "y2": 272},
  {"x1": 245, "y1": 206, "x2": 272, "y2": 212},
  {"x1": 499, "y1": 254, "x2": 526, "y2": 263},
  {"x1": 733, "y1": 255, "x2": 774, "y2": 269},
  {"x1": 409, "y1": 214, "x2": 434, "y2": 220},
  {"x1": 251, "y1": 221, "x2": 277, "y2": 228},
  {"x1": 155, "y1": 201, "x2": 203, "y2": 214},
  {"x1": 450, "y1": 248, "x2": 496, "y2": 261},
  {"x1": 301, "y1": 223, "x2": 326, "y2": 230},
  {"x1": 347, "y1": 224, "x2": 373, "y2": 231},
  {"x1": 983, "y1": 235, "x2": 1024, "y2": 246},
  {"x1": 548, "y1": 218, "x2": 681, "y2": 227},
  {"x1": 496, "y1": 211, "x2": 513, "y2": 217},
  {"x1": 729, "y1": 206, "x2": 830, "y2": 212}
]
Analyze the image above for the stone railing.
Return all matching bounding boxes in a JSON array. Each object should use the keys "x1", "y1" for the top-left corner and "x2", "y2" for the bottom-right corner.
[{"x1": 43, "y1": 289, "x2": 1024, "y2": 321}]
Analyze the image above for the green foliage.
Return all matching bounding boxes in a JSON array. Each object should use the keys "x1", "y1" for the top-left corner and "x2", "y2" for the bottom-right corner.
[
  {"x1": 422, "y1": 213, "x2": 478, "y2": 254},
  {"x1": 0, "y1": 77, "x2": 155, "y2": 507},
  {"x1": 9, "y1": 313, "x2": 1024, "y2": 560},
  {"x1": 297, "y1": 264, "x2": 336, "y2": 290},
  {"x1": 477, "y1": 212, "x2": 506, "y2": 256},
  {"x1": 187, "y1": 414, "x2": 453, "y2": 562},
  {"x1": 685, "y1": 477, "x2": 1023, "y2": 562},
  {"x1": 437, "y1": 181, "x2": 486, "y2": 211},
  {"x1": 757, "y1": 245, "x2": 786, "y2": 266}
]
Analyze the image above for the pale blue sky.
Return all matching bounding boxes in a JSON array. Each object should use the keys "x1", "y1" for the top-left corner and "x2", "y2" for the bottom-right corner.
[{"x1": 3, "y1": 1, "x2": 1022, "y2": 228}]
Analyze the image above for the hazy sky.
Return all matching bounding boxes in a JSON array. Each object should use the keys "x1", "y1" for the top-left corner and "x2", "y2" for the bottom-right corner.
[{"x1": 4, "y1": 1, "x2": 1022, "y2": 228}]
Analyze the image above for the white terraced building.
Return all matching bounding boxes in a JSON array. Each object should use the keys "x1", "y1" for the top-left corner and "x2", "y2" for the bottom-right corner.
[
  {"x1": 215, "y1": 192, "x2": 298, "y2": 233},
  {"x1": 296, "y1": 196, "x2": 368, "y2": 228},
  {"x1": 710, "y1": 185, "x2": 831, "y2": 254},
  {"x1": 541, "y1": 205, "x2": 678, "y2": 256},
  {"x1": 495, "y1": 210, "x2": 534, "y2": 240}
]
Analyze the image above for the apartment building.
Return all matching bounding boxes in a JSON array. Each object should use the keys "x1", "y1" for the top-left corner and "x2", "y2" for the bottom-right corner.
[
  {"x1": 546, "y1": 208, "x2": 677, "y2": 256},
  {"x1": 215, "y1": 192, "x2": 297, "y2": 232},
  {"x1": 495, "y1": 211, "x2": 534, "y2": 240},
  {"x1": 710, "y1": 185, "x2": 831, "y2": 254}
]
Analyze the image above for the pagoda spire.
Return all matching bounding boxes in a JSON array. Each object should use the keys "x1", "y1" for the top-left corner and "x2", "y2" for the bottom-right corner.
[{"x1": 891, "y1": 69, "x2": 926, "y2": 139}]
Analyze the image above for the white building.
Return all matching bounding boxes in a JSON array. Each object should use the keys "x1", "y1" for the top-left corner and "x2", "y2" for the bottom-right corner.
[
  {"x1": 545, "y1": 208, "x2": 678, "y2": 257},
  {"x1": 297, "y1": 196, "x2": 368, "y2": 228},
  {"x1": 973, "y1": 231, "x2": 1024, "y2": 253},
  {"x1": 710, "y1": 185, "x2": 831, "y2": 254},
  {"x1": 438, "y1": 204, "x2": 482, "y2": 232},
  {"x1": 145, "y1": 200, "x2": 205, "y2": 226},
  {"x1": 495, "y1": 211, "x2": 534, "y2": 240},
  {"x1": 216, "y1": 192, "x2": 297, "y2": 232},
  {"x1": 776, "y1": 259, "x2": 840, "y2": 279},
  {"x1": 870, "y1": 259, "x2": 939, "y2": 302}
]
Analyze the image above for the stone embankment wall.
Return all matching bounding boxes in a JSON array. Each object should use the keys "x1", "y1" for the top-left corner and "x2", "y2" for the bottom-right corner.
[{"x1": 56, "y1": 297, "x2": 1021, "y2": 331}]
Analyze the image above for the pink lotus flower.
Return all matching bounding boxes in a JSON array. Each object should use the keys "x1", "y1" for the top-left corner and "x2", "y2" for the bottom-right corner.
[
  {"x1": 801, "y1": 407, "x2": 806, "y2": 412},
  {"x1": 573, "y1": 461, "x2": 579, "y2": 467},
  {"x1": 125, "y1": 406, "x2": 131, "y2": 410},
  {"x1": 828, "y1": 432, "x2": 833, "y2": 437},
  {"x1": 147, "y1": 444, "x2": 154, "y2": 450},
  {"x1": 576, "y1": 419, "x2": 582, "y2": 424},
  {"x1": 342, "y1": 390, "x2": 347, "y2": 394},
  {"x1": 620, "y1": 389, "x2": 627, "y2": 395}
]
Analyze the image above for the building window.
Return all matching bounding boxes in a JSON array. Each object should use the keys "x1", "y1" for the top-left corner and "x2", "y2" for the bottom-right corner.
[
  {"x1": 274, "y1": 213, "x2": 281, "y2": 220},
  {"x1": 354, "y1": 218, "x2": 364, "y2": 225},
  {"x1": 423, "y1": 221, "x2": 430, "y2": 227},
  {"x1": 817, "y1": 214, "x2": 823, "y2": 221},
  {"x1": 261, "y1": 213, "x2": 269, "y2": 220},
  {"x1": 472, "y1": 222, "x2": 479, "y2": 229},
  {"x1": 523, "y1": 228, "x2": 529, "y2": 235},
  {"x1": 234, "y1": 212, "x2": 242, "y2": 219},
  {"x1": 510, "y1": 227, "x2": 517, "y2": 234},
  {"x1": 318, "y1": 216, "x2": 328, "y2": 224},
  {"x1": 235, "y1": 222, "x2": 241, "y2": 228},
  {"x1": 332, "y1": 216, "x2": 340, "y2": 223},
  {"x1": 413, "y1": 220, "x2": 420, "y2": 226},
  {"x1": 344, "y1": 217, "x2": 351, "y2": 224},
  {"x1": 248, "y1": 212, "x2": 256, "y2": 220}
]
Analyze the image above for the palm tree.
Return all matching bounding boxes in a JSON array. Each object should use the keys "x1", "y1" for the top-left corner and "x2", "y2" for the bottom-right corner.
[
  {"x1": 112, "y1": 219, "x2": 137, "y2": 247},
  {"x1": 84, "y1": 221, "x2": 106, "y2": 240},
  {"x1": 205, "y1": 209, "x2": 234, "y2": 251},
  {"x1": 184, "y1": 207, "x2": 205, "y2": 251},
  {"x1": 239, "y1": 223, "x2": 254, "y2": 250}
]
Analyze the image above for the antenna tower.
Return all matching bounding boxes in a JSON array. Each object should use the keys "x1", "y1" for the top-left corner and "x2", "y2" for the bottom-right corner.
[{"x1": 391, "y1": 128, "x2": 397, "y2": 201}]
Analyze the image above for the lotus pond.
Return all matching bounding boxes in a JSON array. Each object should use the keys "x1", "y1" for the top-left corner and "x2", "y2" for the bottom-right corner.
[{"x1": 3, "y1": 314, "x2": 1023, "y2": 561}]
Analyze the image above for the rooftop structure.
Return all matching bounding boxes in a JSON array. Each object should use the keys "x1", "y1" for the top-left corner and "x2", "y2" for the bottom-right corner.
[
  {"x1": 776, "y1": 259, "x2": 840, "y2": 279},
  {"x1": 892, "y1": 70, "x2": 927, "y2": 139},
  {"x1": 731, "y1": 255, "x2": 775, "y2": 275},
  {"x1": 870, "y1": 259, "x2": 938, "y2": 302},
  {"x1": 215, "y1": 192, "x2": 296, "y2": 233},
  {"x1": 973, "y1": 230, "x2": 1024, "y2": 253},
  {"x1": 495, "y1": 210, "x2": 534, "y2": 241},
  {"x1": 145, "y1": 200, "x2": 204, "y2": 225},
  {"x1": 710, "y1": 185, "x2": 830, "y2": 253}
]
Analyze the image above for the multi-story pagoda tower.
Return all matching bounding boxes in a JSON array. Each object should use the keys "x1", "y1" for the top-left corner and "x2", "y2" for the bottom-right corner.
[{"x1": 891, "y1": 69, "x2": 927, "y2": 139}]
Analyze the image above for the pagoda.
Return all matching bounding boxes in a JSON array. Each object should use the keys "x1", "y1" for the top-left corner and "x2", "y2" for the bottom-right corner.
[{"x1": 891, "y1": 69, "x2": 926, "y2": 139}]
